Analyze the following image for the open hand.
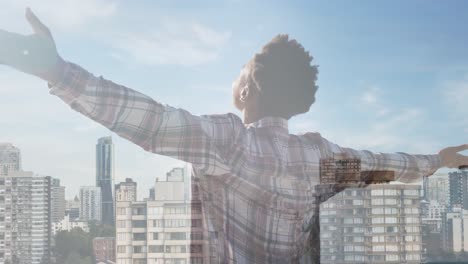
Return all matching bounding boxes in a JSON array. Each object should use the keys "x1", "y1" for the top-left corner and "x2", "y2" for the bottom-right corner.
[
  {"x1": 0, "y1": 8, "x2": 62, "y2": 81},
  {"x1": 439, "y1": 144, "x2": 468, "y2": 169}
]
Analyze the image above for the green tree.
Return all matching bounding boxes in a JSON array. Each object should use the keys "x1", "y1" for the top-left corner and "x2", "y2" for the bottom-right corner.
[{"x1": 53, "y1": 228, "x2": 93, "y2": 264}]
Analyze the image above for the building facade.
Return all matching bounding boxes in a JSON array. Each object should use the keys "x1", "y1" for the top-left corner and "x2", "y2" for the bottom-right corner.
[
  {"x1": 319, "y1": 184, "x2": 423, "y2": 264},
  {"x1": 116, "y1": 171, "x2": 212, "y2": 264},
  {"x1": 93, "y1": 237, "x2": 116, "y2": 263},
  {"x1": 442, "y1": 208, "x2": 468, "y2": 253},
  {"x1": 96, "y1": 136, "x2": 115, "y2": 226},
  {"x1": 80, "y1": 186, "x2": 102, "y2": 222},
  {"x1": 448, "y1": 167, "x2": 468, "y2": 210},
  {"x1": 116, "y1": 178, "x2": 137, "y2": 202},
  {"x1": 66, "y1": 196, "x2": 81, "y2": 221},
  {"x1": 423, "y1": 173, "x2": 449, "y2": 206},
  {"x1": 0, "y1": 171, "x2": 55, "y2": 264},
  {"x1": 51, "y1": 178, "x2": 66, "y2": 223},
  {"x1": 0, "y1": 143, "x2": 21, "y2": 176}
]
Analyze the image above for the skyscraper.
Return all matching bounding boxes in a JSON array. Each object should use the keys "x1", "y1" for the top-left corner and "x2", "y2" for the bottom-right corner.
[
  {"x1": 51, "y1": 178, "x2": 66, "y2": 223},
  {"x1": 80, "y1": 186, "x2": 102, "y2": 222},
  {"x1": 96, "y1": 136, "x2": 115, "y2": 225},
  {"x1": 0, "y1": 143, "x2": 21, "y2": 176},
  {"x1": 448, "y1": 167, "x2": 468, "y2": 210},
  {"x1": 0, "y1": 171, "x2": 55, "y2": 264},
  {"x1": 423, "y1": 173, "x2": 449, "y2": 206}
]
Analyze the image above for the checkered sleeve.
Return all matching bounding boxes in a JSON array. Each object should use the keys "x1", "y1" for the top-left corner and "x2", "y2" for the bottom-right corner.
[
  {"x1": 306, "y1": 133, "x2": 442, "y2": 183},
  {"x1": 48, "y1": 62, "x2": 243, "y2": 173}
]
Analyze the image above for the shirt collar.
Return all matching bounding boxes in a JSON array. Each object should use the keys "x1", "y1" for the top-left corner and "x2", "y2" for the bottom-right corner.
[{"x1": 246, "y1": 116, "x2": 289, "y2": 132}]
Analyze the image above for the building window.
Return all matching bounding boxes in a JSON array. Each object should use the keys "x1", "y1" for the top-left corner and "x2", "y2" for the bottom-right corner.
[
  {"x1": 117, "y1": 246, "x2": 126, "y2": 253},
  {"x1": 133, "y1": 246, "x2": 147, "y2": 253},
  {"x1": 404, "y1": 189, "x2": 419, "y2": 196},
  {"x1": 148, "y1": 245, "x2": 164, "y2": 253},
  {"x1": 117, "y1": 220, "x2": 126, "y2": 228},
  {"x1": 166, "y1": 232, "x2": 186, "y2": 240},
  {"x1": 190, "y1": 245, "x2": 203, "y2": 253},
  {"x1": 165, "y1": 245, "x2": 186, "y2": 253},
  {"x1": 133, "y1": 233, "x2": 146, "y2": 241},
  {"x1": 132, "y1": 207, "x2": 146, "y2": 215},
  {"x1": 164, "y1": 206, "x2": 186, "y2": 214},
  {"x1": 117, "y1": 208, "x2": 126, "y2": 215},
  {"x1": 132, "y1": 220, "x2": 146, "y2": 228},
  {"x1": 153, "y1": 220, "x2": 163, "y2": 227},
  {"x1": 190, "y1": 257, "x2": 203, "y2": 264},
  {"x1": 190, "y1": 232, "x2": 203, "y2": 240},
  {"x1": 191, "y1": 219, "x2": 202, "y2": 228},
  {"x1": 117, "y1": 233, "x2": 127, "y2": 241}
]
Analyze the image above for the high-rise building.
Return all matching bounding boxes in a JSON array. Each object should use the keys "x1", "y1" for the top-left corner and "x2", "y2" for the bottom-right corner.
[
  {"x1": 51, "y1": 178, "x2": 66, "y2": 223},
  {"x1": 421, "y1": 200, "x2": 447, "y2": 260},
  {"x1": 80, "y1": 186, "x2": 102, "y2": 222},
  {"x1": 423, "y1": 173, "x2": 449, "y2": 206},
  {"x1": 115, "y1": 178, "x2": 137, "y2": 202},
  {"x1": 66, "y1": 196, "x2": 81, "y2": 221},
  {"x1": 115, "y1": 172, "x2": 212, "y2": 264},
  {"x1": 0, "y1": 171, "x2": 55, "y2": 264},
  {"x1": 442, "y1": 208, "x2": 468, "y2": 253},
  {"x1": 448, "y1": 167, "x2": 468, "y2": 210},
  {"x1": 96, "y1": 136, "x2": 115, "y2": 225},
  {"x1": 319, "y1": 184, "x2": 423, "y2": 264},
  {"x1": 0, "y1": 143, "x2": 21, "y2": 176}
]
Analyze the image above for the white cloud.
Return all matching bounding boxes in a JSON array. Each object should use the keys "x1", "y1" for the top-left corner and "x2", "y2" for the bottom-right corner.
[
  {"x1": 0, "y1": 0, "x2": 117, "y2": 31},
  {"x1": 444, "y1": 76, "x2": 468, "y2": 118},
  {"x1": 442, "y1": 75, "x2": 468, "y2": 135},
  {"x1": 361, "y1": 86, "x2": 379, "y2": 105},
  {"x1": 112, "y1": 18, "x2": 232, "y2": 66},
  {"x1": 358, "y1": 86, "x2": 390, "y2": 117}
]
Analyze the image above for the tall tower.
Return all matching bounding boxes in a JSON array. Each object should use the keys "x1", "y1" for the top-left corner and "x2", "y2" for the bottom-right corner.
[
  {"x1": 51, "y1": 178, "x2": 66, "y2": 223},
  {"x1": 80, "y1": 186, "x2": 102, "y2": 222},
  {"x1": 448, "y1": 166, "x2": 468, "y2": 210},
  {"x1": 1, "y1": 171, "x2": 55, "y2": 264},
  {"x1": 96, "y1": 136, "x2": 115, "y2": 225},
  {"x1": 0, "y1": 143, "x2": 21, "y2": 176}
]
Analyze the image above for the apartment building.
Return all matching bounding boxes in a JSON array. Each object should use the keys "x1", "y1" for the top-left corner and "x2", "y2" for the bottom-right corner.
[
  {"x1": 80, "y1": 186, "x2": 102, "y2": 222},
  {"x1": 319, "y1": 184, "x2": 423, "y2": 263},
  {"x1": 0, "y1": 171, "x2": 55, "y2": 264}
]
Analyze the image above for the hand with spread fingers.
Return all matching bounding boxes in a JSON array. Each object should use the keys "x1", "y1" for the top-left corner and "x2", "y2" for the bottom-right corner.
[
  {"x1": 439, "y1": 144, "x2": 468, "y2": 169},
  {"x1": 0, "y1": 8, "x2": 63, "y2": 82}
]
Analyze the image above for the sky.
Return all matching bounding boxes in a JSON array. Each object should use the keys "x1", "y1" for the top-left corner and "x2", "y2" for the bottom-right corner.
[{"x1": 0, "y1": 0, "x2": 467, "y2": 199}]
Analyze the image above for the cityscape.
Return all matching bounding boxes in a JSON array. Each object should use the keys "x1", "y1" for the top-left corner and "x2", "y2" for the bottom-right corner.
[{"x1": 0, "y1": 139, "x2": 467, "y2": 264}]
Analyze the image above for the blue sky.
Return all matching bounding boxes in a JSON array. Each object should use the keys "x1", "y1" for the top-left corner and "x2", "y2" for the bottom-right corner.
[{"x1": 0, "y1": 0, "x2": 466, "y2": 199}]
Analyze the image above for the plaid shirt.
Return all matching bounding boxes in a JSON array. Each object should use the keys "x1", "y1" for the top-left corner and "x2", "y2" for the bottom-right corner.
[{"x1": 49, "y1": 62, "x2": 441, "y2": 263}]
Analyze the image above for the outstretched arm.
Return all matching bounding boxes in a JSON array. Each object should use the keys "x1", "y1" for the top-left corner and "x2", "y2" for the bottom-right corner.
[
  {"x1": 49, "y1": 62, "x2": 243, "y2": 174},
  {"x1": 0, "y1": 9, "x2": 244, "y2": 174},
  {"x1": 305, "y1": 133, "x2": 467, "y2": 183}
]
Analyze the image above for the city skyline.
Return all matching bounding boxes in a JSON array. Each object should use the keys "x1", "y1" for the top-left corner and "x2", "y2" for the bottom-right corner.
[
  {"x1": 1, "y1": 139, "x2": 468, "y2": 263},
  {"x1": 0, "y1": 1, "x2": 467, "y2": 200}
]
